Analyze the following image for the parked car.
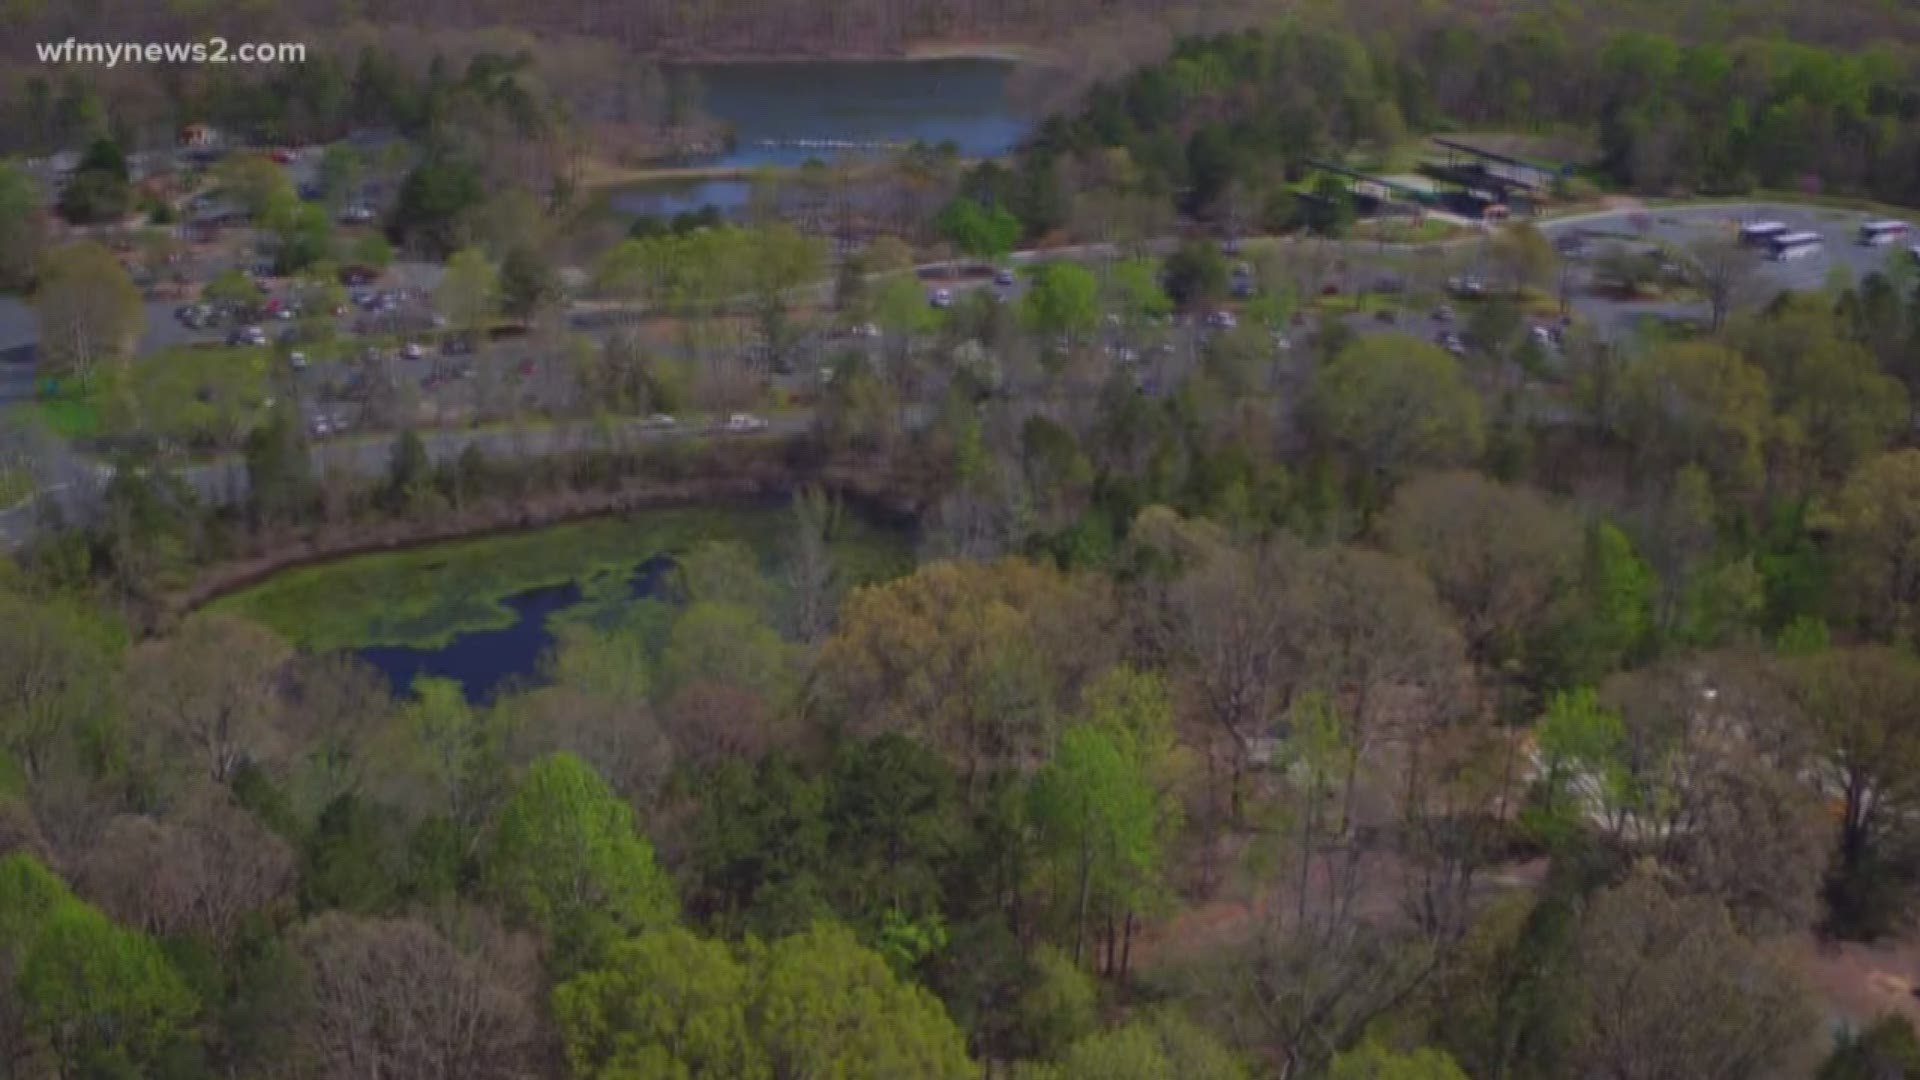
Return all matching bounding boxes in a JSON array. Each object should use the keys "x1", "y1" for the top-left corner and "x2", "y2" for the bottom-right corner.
[
  {"x1": 724, "y1": 413, "x2": 769, "y2": 433},
  {"x1": 401, "y1": 342, "x2": 424, "y2": 360},
  {"x1": 929, "y1": 288, "x2": 953, "y2": 309},
  {"x1": 646, "y1": 413, "x2": 677, "y2": 428},
  {"x1": 1205, "y1": 310, "x2": 1238, "y2": 330},
  {"x1": 994, "y1": 268, "x2": 1016, "y2": 286}
]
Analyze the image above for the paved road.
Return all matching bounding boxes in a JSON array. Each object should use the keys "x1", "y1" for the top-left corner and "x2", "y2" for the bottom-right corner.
[{"x1": 0, "y1": 411, "x2": 822, "y2": 550}]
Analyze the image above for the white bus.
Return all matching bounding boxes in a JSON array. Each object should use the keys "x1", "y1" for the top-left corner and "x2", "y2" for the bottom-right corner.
[
  {"x1": 1859, "y1": 219, "x2": 1912, "y2": 246},
  {"x1": 1767, "y1": 231, "x2": 1824, "y2": 261},
  {"x1": 1739, "y1": 221, "x2": 1789, "y2": 246}
]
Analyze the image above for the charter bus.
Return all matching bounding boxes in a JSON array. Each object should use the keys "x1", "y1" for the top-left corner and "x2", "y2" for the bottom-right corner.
[
  {"x1": 1859, "y1": 219, "x2": 1912, "y2": 246},
  {"x1": 1738, "y1": 221, "x2": 1789, "y2": 246},
  {"x1": 1767, "y1": 231, "x2": 1825, "y2": 261}
]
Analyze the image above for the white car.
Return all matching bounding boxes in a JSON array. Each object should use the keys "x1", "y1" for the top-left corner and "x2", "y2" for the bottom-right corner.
[
  {"x1": 929, "y1": 288, "x2": 953, "y2": 309},
  {"x1": 1206, "y1": 311, "x2": 1238, "y2": 330},
  {"x1": 401, "y1": 342, "x2": 424, "y2": 360},
  {"x1": 724, "y1": 413, "x2": 769, "y2": 433},
  {"x1": 646, "y1": 413, "x2": 677, "y2": 427},
  {"x1": 289, "y1": 352, "x2": 308, "y2": 370}
]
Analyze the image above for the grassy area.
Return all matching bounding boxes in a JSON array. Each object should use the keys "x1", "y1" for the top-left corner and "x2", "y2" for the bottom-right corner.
[
  {"x1": 31, "y1": 394, "x2": 101, "y2": 440},
  {"x1": 32, "y1": 347, "x2": 270, "y2": 448},
  {"x1": 0, "y1": 468, "x2": 31, "y2": 508},
  {"x1": 214, "y1": 504, "x2": 912, "y2": 652},
  {"x1": 1353, "y1": 217, "x2": 1475, "y2": 244}
]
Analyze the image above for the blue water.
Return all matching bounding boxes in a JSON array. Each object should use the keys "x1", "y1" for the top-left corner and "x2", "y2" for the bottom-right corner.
[
  {"x1": 357, "y1": 555, "x2": 677, "y2": 702},
  {"x1": 611, "y1": 58, "x2": 1027, "y2": 218}
]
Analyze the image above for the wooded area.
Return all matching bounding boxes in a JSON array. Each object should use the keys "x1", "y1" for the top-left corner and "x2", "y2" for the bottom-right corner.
[{"x1": 13, "y1": 2, "x2": 1920, "y2": 1077}]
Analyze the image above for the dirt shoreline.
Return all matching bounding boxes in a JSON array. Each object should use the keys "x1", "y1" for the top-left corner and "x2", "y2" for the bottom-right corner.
[{"x1": 168, "y1": 457, "x2": 928, "y2": 627}]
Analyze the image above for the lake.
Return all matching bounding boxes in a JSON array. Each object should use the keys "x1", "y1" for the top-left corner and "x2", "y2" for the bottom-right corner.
[{"x1": 610, "y1": 58, "x2": 1029, "y2": 218}]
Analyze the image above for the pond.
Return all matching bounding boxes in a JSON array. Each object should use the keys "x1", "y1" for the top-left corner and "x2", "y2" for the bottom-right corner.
[
  {"x1": 356, "y1": 555, "x2": 676, "y2": 702},
  {"x1": 609, "y1": 58, "x2": 1030, "y2": 218},
  {"x1": 214, "y1": 505, "x2": 914, "y2": 703}
]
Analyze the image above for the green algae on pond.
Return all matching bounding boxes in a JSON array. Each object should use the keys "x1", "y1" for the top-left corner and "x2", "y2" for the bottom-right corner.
[{"x1": 213, "y1": 505, "x2": 912, "y2": 654}]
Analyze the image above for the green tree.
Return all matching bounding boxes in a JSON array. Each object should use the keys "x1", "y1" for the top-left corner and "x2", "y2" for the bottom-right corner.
[
  {"x1": 217, "y1": 153, "x2": 295, "y2": 218},
  {"x1": 1015, "y1": 945, "x2": 1098, "y2": 1060},
  {"x1": 317, "y1": 144, "x2": 363, "y2": 206},
  {"x1": 14, "y1": 876, "x2": 199, "y2": 1077},
  {"x1": 1487, "y1": 222, "x2": 1556, "y2": 296},
  {"x1": 33, "y1": 240, "x2": 142, "y2": 379},
  {"x1": 0, "y1": 590, "x2": 115, "y2": 780},
  {"x1": 1620, "y1": 343, "x2": 1771, "y2": 497},
  {"x1": 57, "y1": 138, "x2": 131, "y2": 224},
  {"x1": 1021, "y1": 264, "x2": 1101, "y2": 344},
  {"x1": 554, "y1": 927, "x2": 767, "y2": 1080},
  {"x1": 0, "y1": 161, "x2": 48, "y2": 290},
  {"x1": 1306, "y1": 335, "x2": 1484, "y2": 482},
  {"x1": 500, "y1": 245, "x2": 559, "y2": 321},
  {"x1": 486, "y1": 753, "x2": 677, "y2": 970},
  {"x1": 349, "y1": 232, "x2": 395, "y2": 270},
  {"x1": 1330, "y1": 1043, "x2": 1472, "y2": 1080},
  {"x1": 937, "y1": 197, "x2": 1023, "y2": 263},
  {"x1": 267, "y1": 198, "x2": 333, "y2": 274},
  {"x1": 394, "y1": 155, "x2": 483, "y2": 256},
  {"x1": 1162, "y1": 240, "x2": 1229, "y2": 304},
  {"x1": 1826, "y1": 450, "x2": 1920, "y2": 641},
  {"x1": 246, "y1": 407, "x2": 316, "y2": 526},
  {"x1": 437, "y1": 246, "x2": 499, "y2": 330},
  {"x1": 1792, "y1": 646, "x2": 1920, "y2": 937},
  {"x1": 752, "y1": 923, "x2": 973, "y2": 1079},
  {"x1": 874, "y1": 275, "x2": 938, "y2": 341},
  {"x1": 1026, "y1": 1010, "x2": 1248, "y2": 1080},
  {"x1": 203, "y1": 267, "x2": 265, "y2": 308},
  {"x1": 1821, "y1": 1016, "x2": 1920, "y2": 1080},
  {"x1": 1108, "y1": 257, "x2": 1173, "y2": 329},
  {"x1": 660, "y1": 602, "x2": 792, "y2": 703},
  {"x1": 1029, "y1": 724, "x2": 1165, "y2": 970}
]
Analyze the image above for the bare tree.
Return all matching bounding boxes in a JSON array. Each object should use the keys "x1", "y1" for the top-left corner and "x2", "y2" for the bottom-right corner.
[
  {"x1": 1569, "y1": 870, "x2": 1817, "y2": 1080},
  {"x1": 1379, "y1": 470, "x2": 1582, "y2": 668},
  {"x1": 1686, "y1": 234, "x2": 1764, "y2": 332},
  {"x1": 78, "y1": 796, "x2": 296, "y2": 943},
  {"x1": 1167, "y1": 538, "x2": 1304, "y2": 822},
  {"x1": 283, "y1": 654, "x2": 393, "y2": 818},
  {"x1": 295, "y1": 912, "x2": 542, "y2": 1080},
  {"x1": 124, "y1": 612, "x2": 294, "y2": 788}
]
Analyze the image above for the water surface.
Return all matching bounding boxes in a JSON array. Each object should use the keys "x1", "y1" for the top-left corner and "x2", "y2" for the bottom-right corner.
[
  {"x1": 611, "y1": 58, "x2": 1028, "y2": 218},
  {"x1": 356, "y1": 556, "x2": 677, "y2": 702}
]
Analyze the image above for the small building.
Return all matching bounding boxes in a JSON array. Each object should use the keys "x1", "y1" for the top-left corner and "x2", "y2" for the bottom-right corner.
[
  {"x1": 177, "y1": 123, "x2": 221, "y2": 150},
  {"x1": 1431, "y1": 138, "x2": 1572, "y2": 193}
]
